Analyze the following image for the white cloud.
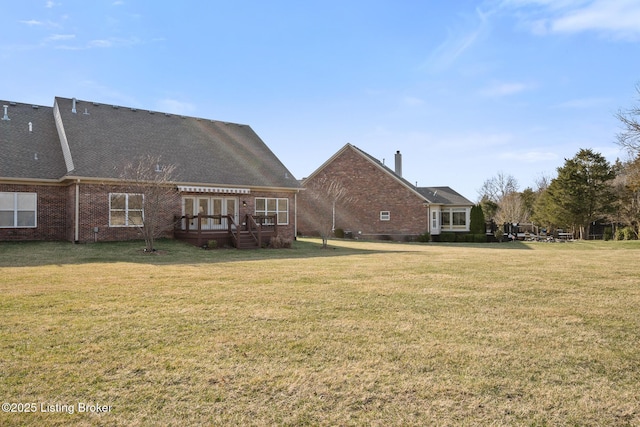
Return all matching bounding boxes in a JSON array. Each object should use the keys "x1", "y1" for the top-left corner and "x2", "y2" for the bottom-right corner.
[
  {"x1": 20, "y1": 20, "x2": 44, "y2": 26},
  {"x1": 424, "y1": 7, "x2": 493, "y2": 72},
  {"x1": 47, "y1": 34, "x2": 76, "y2": 41},
  {"x1": 500, "y1": 0, "x2": 640, "y2": 40},
  {"x1": 479, "y1": 81, "x2": 533, "y2": 97},
  {"x1": 89, "y1": 39, "x2": 113, "y2": 48},
  {"x1": 551, "y1": 0, "x2": 640, "y2": 40}
]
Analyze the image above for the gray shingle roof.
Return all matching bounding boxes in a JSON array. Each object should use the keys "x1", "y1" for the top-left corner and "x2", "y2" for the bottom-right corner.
[
  {"x1": 0, "y1": 101, "x2": 67, "y2": 180},
  {"x1": 416, "y1": 186, "x2": 472, "y2": 205},
  {"x1": 54, "y1": 97, "x2": 299, "y2": 188}
]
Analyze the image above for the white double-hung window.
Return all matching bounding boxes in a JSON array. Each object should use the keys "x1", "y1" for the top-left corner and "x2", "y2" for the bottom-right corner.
[
  {"x1": 109, "y1": 193, "x2": 144, "y2": 227},
  {"x1": 254, "y1": 198, "x2": 288, "y2": 225},
  {"x1": 0, "y1": 192, "x2": 37, "y2": 228}
]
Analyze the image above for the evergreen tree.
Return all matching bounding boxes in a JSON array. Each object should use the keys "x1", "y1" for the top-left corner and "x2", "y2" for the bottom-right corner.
[
  {"x1": 469, "y1": 204, "x2": 485, "y2": 234},
  {"x1": 545, "y1": 149, "x2": 616, "y2": 239}
]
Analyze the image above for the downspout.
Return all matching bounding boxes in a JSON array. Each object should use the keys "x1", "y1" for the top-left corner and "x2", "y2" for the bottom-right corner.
[
  {"x1": 426, "y1": 204, "x2": 431, "y2": 235},
  {"x1": 294, "y1": 191, "x2": 298, "y2": 240},
  {"x1": 74, "y1": 179, "x2": 80, "y2": 243}
]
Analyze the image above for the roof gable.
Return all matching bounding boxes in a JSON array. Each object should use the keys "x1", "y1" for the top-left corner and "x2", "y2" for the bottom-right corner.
[
  {"x1": 304, "y1": 143, "x2": 473, "y2": 206},
  {"x1": 54, "y1": 97, "x2": 299, "y2": 189},
  {"x1": 0, "y1": 101, "x2": 67, "y2": 180}
]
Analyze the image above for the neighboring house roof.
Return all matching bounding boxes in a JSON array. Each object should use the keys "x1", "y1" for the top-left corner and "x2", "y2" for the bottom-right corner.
[
  {"x1": 0, "y1": 101, "x2": 67, "y2": 181},
  {"x1": 2, "y1": 96, "x2": 299, "y2": 190},
  {"x1": 416, "y1": 186, "x2": 472, "y2": 205},
  {"x1": 304, "y1": 143, "x2": 473, "y2": 206}
]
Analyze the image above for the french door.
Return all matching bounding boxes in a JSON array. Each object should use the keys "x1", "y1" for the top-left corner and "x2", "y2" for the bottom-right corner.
[{"x1": 182, "y1": 197, "x2": 238, "y2": 230}]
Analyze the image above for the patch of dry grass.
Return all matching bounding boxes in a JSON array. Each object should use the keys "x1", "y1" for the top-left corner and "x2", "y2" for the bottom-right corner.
[{"x1": 1, "y1": 238, "x2": 639, "y2": 425}]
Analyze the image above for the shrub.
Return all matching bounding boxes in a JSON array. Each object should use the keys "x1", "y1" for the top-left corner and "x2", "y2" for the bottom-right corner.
[
  {"x1": 417, "y1": 232, "x2": 431, "y2": 242},
  {"x1": 206, "y1": 239, "x2": 217, "y2": 249},
  {"x1": 462, "y1": 234, "x2": 475, "y2": 243},
  {"x1": 616, "y1": 227, "x2": 636, "y2": 241},
  {"x1": 334, "y1": 228, "x2": 344, "y2": 239},
  {"x1": 269, "y1": 235, "x2": 293, "y2": 249},
  {"x1": 474, "y1": 234, "x2": 487, "y2": 243},
  {"x1": 440, "y1": 232, "x2": 456, "y2": 242},
  {"x1": 603, "y1": 227, "x2": 613, "y2": 241}
]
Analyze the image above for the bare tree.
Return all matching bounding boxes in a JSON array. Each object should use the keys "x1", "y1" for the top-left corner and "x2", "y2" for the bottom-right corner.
[
  {"x1": 477, "y1": 171, "x2": 519, "y2": 204},
  {"x1": 494, "y1": 192, "x2": 529, "y2": 226},
  {"x1": 609, "y1": 156, "x2": 640, "y2": 238},
  {"x1": 616, "y1": 84, "x2": 640, "y2": 155},
  {"x1": 305, "y1": 176, "x2": 352, "y2": 249},
  {"x1": 534, "y1": 173, "x2": 551, "y2": 193},
  {"x1": 118, "y1": 155, "x2": 179, "y2": 252}
]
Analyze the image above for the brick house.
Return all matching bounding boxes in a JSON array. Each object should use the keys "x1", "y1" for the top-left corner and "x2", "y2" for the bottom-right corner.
[
  {"x1": 298, "y1": 143, "x2": 473, "y2": 240},
  {"x1": 1, "y1": 97, "x2": 300, "y2": 246}
]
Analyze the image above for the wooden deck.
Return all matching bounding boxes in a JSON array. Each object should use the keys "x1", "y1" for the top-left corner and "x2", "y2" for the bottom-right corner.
[{"x1": 174, "y1": 214, "x2": 277, "y2": 249}]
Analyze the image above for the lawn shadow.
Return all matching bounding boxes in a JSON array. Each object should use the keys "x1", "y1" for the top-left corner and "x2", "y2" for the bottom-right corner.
[
  {"x1": 0, "y1": 238, "x2": 540, "y2": 267},
  {"x1": 0, "y1": 238, "x2": 408, "y2": 267}
]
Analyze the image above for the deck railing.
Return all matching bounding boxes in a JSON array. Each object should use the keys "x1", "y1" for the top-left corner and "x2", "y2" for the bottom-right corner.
[
  {"x1": 245, "y1": 214, "x2": 277, "y2": 248},
  {"x1": 174, "y1": 214, "x2": 277, "y2": 248}
]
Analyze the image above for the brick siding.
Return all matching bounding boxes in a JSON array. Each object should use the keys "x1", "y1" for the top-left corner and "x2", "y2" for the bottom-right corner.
[
  {"x1": 1, "y1": 183, "x2": 297, "y2": 243},
  {"x1": 0, "y1": 184, "x2": 67, "y2": 241},
  {"x1": 75, "y1": 184, "x2": 181, "y2": 243},
  {"x1": 298, "y1": 147, "x2": 428, "y2": 240}
]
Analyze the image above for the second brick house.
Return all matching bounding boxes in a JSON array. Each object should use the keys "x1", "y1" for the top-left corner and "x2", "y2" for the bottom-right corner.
[{"x1": 298, "y1": 143, "x2": 473, "y2": 241}]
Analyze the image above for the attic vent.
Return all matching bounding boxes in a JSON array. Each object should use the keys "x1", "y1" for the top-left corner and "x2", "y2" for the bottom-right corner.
[
  {"x1": 130, "y1": 108, "x2": 137, "y2": 112},
  {"x1": 34, "y1": 153, "x2": 38, "y2": 160},
  {"x1": 155, "y1": 164, "x2": 161, "y2": 172},
  {"x1": 112, "y1": 105, "x2": 119, "y2": 109},
  {"x1": 29, "y1": 122, "x2": 33, "y2": 132},
  {"x1": 83, "y1": 108, "x2": 89, "y2": 115},
  {"x1": 2, "y1": 105, "x2": 9, "y2": 120},
  {"x1": 93, "y1": 102, "x2": 99, "y2": 106},
  {"x1": 149, "y1": 111, "x2": 155, "y2": 114},
  {"x1": 165, "y1": 113, "x2": 171, "y2": 117},
  {"x1": 9, "y1": 102, "x2": 17, "y2": 106},
  {"x1": 32, "y1": 105, "x2": 39, "y2": 109}
]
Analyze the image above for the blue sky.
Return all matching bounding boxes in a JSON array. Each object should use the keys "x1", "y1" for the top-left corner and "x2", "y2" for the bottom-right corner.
[{"x1": 3, "y1": 1, "x2": 640, "y2": 201}]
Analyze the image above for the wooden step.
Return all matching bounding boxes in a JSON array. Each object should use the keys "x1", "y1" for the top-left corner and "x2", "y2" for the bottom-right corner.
[{"x1": 236, "y1": 231, "x2": 259, "y2": 249}]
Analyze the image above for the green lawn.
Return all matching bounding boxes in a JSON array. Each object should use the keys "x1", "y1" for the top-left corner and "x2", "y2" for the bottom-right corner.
[{"x1": 1, "y1": 238, "x2": 639, "y2": 426}]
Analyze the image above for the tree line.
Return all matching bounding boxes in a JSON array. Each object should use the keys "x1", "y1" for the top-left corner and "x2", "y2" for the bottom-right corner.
[{"x1": 478, "y1": 86, "x2": 640, "y2": 240}]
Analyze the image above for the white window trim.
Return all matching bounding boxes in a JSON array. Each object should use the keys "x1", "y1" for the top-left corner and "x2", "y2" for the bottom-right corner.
[
  {"x1": 109, "y1": 193, "x2": 144, "y2": 227},
  {"x1": 254, "y1": 197, "x2": 289, "y2": 225},
  {"x1": 0, "y1": 192, "x2": 37, "y2": 228},
  {"x1": 380, "y1": 211, "x2": 391, "y2": 221},
  {"x1": 440, "y1": 207, "x2": 469, "y2": 231}
]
